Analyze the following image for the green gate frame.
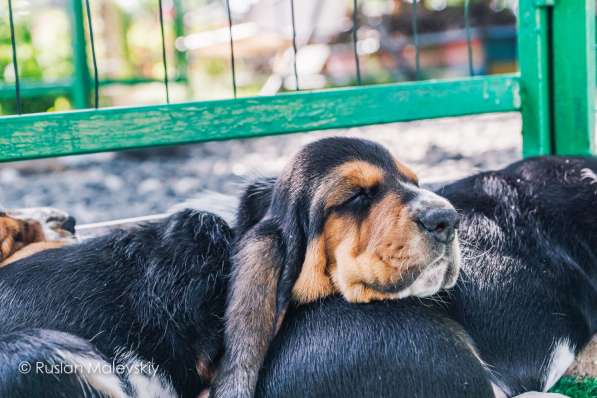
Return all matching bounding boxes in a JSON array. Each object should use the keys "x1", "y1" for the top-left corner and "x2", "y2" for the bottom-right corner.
[{"x1": 0, "y1": 0, "x2": 594, "y2": 162}]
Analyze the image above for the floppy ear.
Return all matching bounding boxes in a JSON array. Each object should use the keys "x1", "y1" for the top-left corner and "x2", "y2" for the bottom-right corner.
[
  {"x1": 211, "y1": 186, "x2": 313, "y2": 398},
  {"x1": 277, "y1": 209, "x2": 334, "y2": 307},
  {"x1": 210, "y1": 216, "x2": 305, "y2": 398}
]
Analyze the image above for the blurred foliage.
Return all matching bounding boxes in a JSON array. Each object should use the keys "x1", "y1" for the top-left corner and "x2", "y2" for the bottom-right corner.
[
  {"x1": 0, "y1": 8, "x2": 72, "y2": 82},
  {"x1": 1, "y1": 4, "x2": 73, "y2": 114},
  {"x1": 0, "y1": 0, "x2": 518, "y2": 115},
  {"x1": 550, "y1": 376, "x2": 597, "y2": 398},
  {"x1": 0, "y1": 19, "x2": 43, "y2": 81},
  {"x1": 0, "y1": 96, "x2": 71, "y2": 115}
]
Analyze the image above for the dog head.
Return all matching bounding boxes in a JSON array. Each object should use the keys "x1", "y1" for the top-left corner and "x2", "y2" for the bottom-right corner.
[
  {"x1": 259, "y1": 137, "x2": 460, "y2": 304},
  {"x1": 213, "y1": 138, "x2": 461, "y2": 397}
]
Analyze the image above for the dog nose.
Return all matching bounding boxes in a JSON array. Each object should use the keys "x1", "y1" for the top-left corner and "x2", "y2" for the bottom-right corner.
[
  {"x1": 417, "y1": 208, "x2": 460, "y2": 243},
  {"x1": 61, "y1": 216, "x2": 77, "y2": 234}
]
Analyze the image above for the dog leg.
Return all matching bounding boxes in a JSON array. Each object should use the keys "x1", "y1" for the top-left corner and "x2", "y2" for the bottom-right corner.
[
  {"x1": 512, "y1": 393, "x2": 569, "y2": 398},
  {"x1": 210, "y1": 226, "x2": 283, "y2": 398},
  {"x1": 5, "y1": 207, "x2": 76, "y2": 240}
]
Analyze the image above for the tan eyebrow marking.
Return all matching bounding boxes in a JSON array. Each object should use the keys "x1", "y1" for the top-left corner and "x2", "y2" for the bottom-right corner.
[
  {"x1": 395, "y1": 159, "x2": 419, "y2": 184},
  {"x1": 323, "y1": 161, "x2": 385, "y2": 208}
]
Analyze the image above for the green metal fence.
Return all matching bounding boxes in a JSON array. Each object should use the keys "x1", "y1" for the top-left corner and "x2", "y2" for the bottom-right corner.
[
  {"x1": 0, "y1": 0, "x2": 595, "y2": 163},
  {"x1": 0, "y1": 0, "x2": 187, "y2": 108}
]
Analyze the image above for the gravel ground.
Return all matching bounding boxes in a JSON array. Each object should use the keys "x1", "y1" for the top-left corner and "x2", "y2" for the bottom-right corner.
[{"x1": 0, "y1": 112, "x2": 521, "y2": 224}]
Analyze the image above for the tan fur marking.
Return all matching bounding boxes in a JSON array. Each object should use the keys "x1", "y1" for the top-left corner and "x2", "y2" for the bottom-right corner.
[
  {"x1": 291, "y1": 237, "x2": 334, "y2": 303},
  {"x1": 196, "y1": 355, "x2": 216, "y2": 385},
  {"x1": 322, "y1": 193, "x2": 425, "y2": 303},
  {"x1": 395, "y1": 159, "x2": 419, "y2": 184},
  {"x1": 0, "y1": 216, "x2": 46, "y2": 264},
  {"x1": 325, "y1": 161, "x2": 385, "y2": 208},
  {"x1": 0, "y1": 240, "x2": 68, "y2": 267},
  {"x1": 291, "y1": 161, "x2": 390, "y2": 303}
]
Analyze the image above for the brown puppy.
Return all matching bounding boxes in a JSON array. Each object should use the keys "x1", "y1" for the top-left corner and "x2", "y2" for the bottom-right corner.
[
  {"x1": 0, "y1": 207, "x2": 76, "y2": 266},
  {"x1": 211, "y1": 137, "x2": 461, "y2": 398}
]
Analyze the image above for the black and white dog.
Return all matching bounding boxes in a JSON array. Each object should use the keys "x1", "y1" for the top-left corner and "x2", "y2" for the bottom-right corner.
[{"x1": 0, "y1": 139, "x2": 595, "y2": 398}]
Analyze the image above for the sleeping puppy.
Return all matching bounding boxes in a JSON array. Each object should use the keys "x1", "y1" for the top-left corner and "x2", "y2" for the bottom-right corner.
[
  {"x1": 2, "y1": 142, "x2": 593, "y2": 397},
  {"x1": 0, "y1": 210, "x2": 232, "y2": 398},
  {"x1": 211, "y1": 137, "x2": 461, "y2": 397},
  {"x1": 253, "y1": 156, "x2": 597, "y2": 398},
  {"x1": 0, "y1": 137, "x2": 457, "y2": 398}
]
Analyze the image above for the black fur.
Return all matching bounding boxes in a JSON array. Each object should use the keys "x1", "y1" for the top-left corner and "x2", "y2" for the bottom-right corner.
[
  {"x1": 1, "y1": 154, "x2": 595, "y2": 398},
  {"x1": 257, "y1": 297, "x2": 494, "y2": 398},
  {"x1": 253, "y1": 156, "x2": 597, "y2": 397},
  {"x1": 0, "y1": 210, "x2": 233, "y2": 398},
  {"x1": 211, "y1": 137, "x2": 444, "y2": 398}
]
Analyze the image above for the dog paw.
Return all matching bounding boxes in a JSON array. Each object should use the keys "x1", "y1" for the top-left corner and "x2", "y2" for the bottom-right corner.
[
  {"x1": 5, "y1": 207, "x2": 76, "y2": 241},
  {"x1": 513, "y1": 393, "x2": 570, "y2": 398}
]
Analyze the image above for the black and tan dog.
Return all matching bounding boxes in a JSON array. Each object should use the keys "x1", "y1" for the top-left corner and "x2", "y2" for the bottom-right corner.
[
  {"x1": 0, "y1": 138, "x2": 460, "y2": 398},
  {"x1": 1, "y1": 139, "x2": 595, "y2": 398},
  {"x1": 254, "y1": 155, "x2": 597, "y2": 398},
  {"x1": 211, "y1": 138, "x2": 462, "y2": 397}
]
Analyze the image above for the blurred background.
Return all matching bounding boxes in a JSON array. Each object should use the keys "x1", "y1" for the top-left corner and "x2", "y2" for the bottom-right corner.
[
  {"x1": 1, "y1": 0, "x2": 518, "y2": 114},
  {"x1": 3, "y1": 0, "x2": 597, "y2": 383},
  {"x1": 0, "y1": 0, "x2": 521, "y2": 223}
]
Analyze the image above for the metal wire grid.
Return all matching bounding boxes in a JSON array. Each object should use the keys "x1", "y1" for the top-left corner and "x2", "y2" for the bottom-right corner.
[{"x1": 5, "y1": 0, "x2": 478, "y2": 113}]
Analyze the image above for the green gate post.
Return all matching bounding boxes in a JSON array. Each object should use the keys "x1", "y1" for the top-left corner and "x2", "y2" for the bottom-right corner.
[
  {"x1": 551, "y1": 0, "x2": 595, "y2": 155},
  {"x1": 173, "y1": 0, "x2": 187, "y2": 81},
  {"x1": 518, "y1": 0, "x2": 552, "y2": 157},
  {"x1": 69, "y1": 0, "x2": 91, "y2": 109}
]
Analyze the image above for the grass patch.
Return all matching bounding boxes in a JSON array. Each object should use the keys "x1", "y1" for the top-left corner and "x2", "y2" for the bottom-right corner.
[{"x1": 550, "y1": 376, "x2": 597, "y2": 398}]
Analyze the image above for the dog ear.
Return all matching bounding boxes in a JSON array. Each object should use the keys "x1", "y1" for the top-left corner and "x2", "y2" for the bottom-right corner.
[
  {"x1": 235, "y1": 177, "x2": 276, "y2": 236},
  {"x1": 210, "y1": 219, "x2": 296, "y2": 397},
  {"x1": 211, "y1": 187, "x2": 311, "y2": 398},
  {"x1": 275, "y1": 206, "x2": 333, "y2": 310}
]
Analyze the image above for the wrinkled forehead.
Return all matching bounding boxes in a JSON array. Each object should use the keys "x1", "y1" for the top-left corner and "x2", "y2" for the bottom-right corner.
[
  {"x1": 276, "y1": 139, "x2": 419, "y2": 210},
  {"x1": 315, "y1": 159, "x2": 419, "y2": 209},
  {"x1": 328, "y1": 155, "x2": 418, "y2": 187},
  {"x1": 299, "y1": 139, "x2": 417, "y2": 183}
]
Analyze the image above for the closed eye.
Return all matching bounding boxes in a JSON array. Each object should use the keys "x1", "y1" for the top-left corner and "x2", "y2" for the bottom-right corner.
[
  {"x1": 344, "y1": 190, "x2": 368, "y2": 206},
  {"x1": 340, "y1": 185, "x2": 380, "y2": 209}
]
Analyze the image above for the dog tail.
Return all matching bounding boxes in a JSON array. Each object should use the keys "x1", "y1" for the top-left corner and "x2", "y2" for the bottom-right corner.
[{"x1": 0, "y1": 329, "x2": 176, "y2": 398}]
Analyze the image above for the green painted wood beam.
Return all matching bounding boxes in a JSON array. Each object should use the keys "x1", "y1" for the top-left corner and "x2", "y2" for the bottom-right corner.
[
  {"x1": 0, "y1": 75, "x2": 520, "y2": 162},
  {"x1": 552, "y1": 0, "x2": 595, "y2": 155},
  {"x1": 518, "y1": 0, "x2": 552, "y2": 157}
]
